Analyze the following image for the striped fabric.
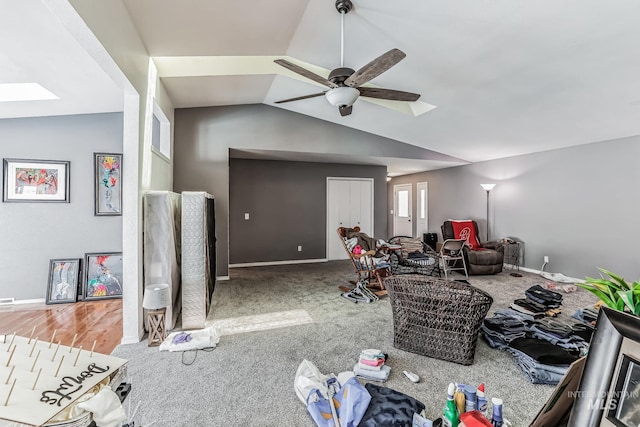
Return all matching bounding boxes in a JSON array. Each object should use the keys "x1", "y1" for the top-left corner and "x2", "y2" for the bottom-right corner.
[{"x1": 397, "y1": 237, "x2": 424, "y2": 258}]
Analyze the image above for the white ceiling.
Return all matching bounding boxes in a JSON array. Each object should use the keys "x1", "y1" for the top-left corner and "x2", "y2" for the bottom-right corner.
[
  {"x1": 3, "y1": 0, "x2": 640, "y2": 175},
  {"x1": 0, "y1": 1, "x2": 123, "y2": 119}
]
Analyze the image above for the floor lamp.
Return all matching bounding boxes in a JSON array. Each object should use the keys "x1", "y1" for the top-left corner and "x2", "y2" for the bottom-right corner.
[{"x1": 480, "y1": 183, "x2": 496, "y2": 242}]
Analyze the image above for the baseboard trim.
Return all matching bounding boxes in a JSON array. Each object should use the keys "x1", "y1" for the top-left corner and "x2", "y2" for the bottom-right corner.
[
  {"x1": 120, "y1": 335, "x2": 141, "y2": 345},
  {"x1": 216, "y1": 276, "x2": 230, "y2": 281},
  {"x1": 230, "y1": 259, "x2": 328, "y2": 268},
  {"x1": 505, "y1": 265, "x2": 583, "y2": 283},
  {"x1": 13, "y1": 298, "x2": 45, "y2": 305}
]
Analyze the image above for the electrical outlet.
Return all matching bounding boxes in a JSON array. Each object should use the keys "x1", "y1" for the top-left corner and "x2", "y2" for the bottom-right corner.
[
  {"x1": 544, "y1": 255, "x2": 549, "y2": 263},
  {"x1": 297, "y1": 245, "x2": 302, "y2": 252}
]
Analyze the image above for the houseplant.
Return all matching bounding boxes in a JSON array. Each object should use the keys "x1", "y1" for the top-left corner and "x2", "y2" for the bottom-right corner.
[{"x1": 578, "y1": 268, "x2": 640, "y2": 316}]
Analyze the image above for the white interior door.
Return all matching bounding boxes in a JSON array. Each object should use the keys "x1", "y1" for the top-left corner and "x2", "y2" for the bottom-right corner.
[
  {"x1": 327, "y1": 178, "x2": 374, "y2": 260},
  {"x1": 393, "y1": 183, "x2": 413, "y2": 237},
  {"x1": 416, "y1": 182, "x2": 428, "y2": 235}
]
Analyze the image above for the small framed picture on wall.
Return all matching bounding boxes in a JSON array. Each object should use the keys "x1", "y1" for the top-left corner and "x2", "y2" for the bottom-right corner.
[
  {"x1": 83, "y1": 252, "x2": 123, "y2": 301},
  {"x1": 3, "y1": 158, "x2": 70, "y2": 203},
  {"x1": 94, "y1": 153, "x2": 122, "y2": 216},
  {"x1": 46, "y1": 258, "x2": 81, "y2": 304}
]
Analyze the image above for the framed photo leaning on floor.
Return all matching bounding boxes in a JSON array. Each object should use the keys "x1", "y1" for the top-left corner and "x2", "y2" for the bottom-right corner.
[
  {"x1": 46, "y1": 258, "x2": 81, "y2": 304},
  {"x1": 83, "y1": 252, "x2": 123, "y2": 301}
]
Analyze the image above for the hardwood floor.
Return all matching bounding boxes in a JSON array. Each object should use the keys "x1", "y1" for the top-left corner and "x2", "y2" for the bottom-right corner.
[{"x1": 0, "y1": 299, "x2": 122, "y2": 354}]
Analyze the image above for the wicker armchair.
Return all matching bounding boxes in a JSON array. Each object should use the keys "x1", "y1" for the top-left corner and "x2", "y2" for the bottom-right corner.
[
  {"x1": 384, "y1": 275, "x2": 493, "y2": 365},
  {"x1": 387, "y1": 236, "x2": 441, "y2": 277}
]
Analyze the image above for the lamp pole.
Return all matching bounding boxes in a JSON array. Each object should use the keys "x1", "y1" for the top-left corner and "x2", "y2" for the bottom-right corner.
[{"x1": 480, "y1": 184, "x2": 496, "y2": 242}]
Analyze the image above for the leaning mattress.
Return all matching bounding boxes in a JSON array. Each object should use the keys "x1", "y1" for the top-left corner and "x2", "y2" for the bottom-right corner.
[
  {"x1": 181, "y1": 191, "x2": 215, "y2": 330},
  {"x1": 143, "y1": 191, "x2": 182, "y2": 330}
]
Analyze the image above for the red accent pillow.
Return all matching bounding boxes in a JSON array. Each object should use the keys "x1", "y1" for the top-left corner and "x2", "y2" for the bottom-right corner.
[{"x1": 451, "y1": 220, "x2": 481, "y2": 249}]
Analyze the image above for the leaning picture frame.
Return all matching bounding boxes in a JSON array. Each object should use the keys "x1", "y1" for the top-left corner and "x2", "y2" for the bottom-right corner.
[
  {"x1": 568, "y1": 307, "x2": 640, "y2": 426},
  {"x1": 94, "y1": 153, "x2": 122, "y2": 216},
  {"x1": 46, "y1": 259, "x2": 81, "y2": 304},
  {"x1": 2, "y1": 158, "x2": 70, "y2": 202},
  {"x1": 83, "y1": 252, "x2": 123, "y2": 301}
]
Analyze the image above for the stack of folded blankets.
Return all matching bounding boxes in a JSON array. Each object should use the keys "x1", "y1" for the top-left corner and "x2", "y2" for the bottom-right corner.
[
  {"x1": 481, "y1": 309, "x2": 593, "y2": 385},
  {"x1": 510, "y1": 284, "x2": 563, "y2": 317},
  {"x1": 353, "y1": 349, "x2": 390, "y2": 382}
]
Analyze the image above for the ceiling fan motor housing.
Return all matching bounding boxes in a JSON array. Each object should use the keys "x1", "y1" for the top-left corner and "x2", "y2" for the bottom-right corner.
[{"x1": 328, "y1": 67, "x2": 355, "y2": 86}]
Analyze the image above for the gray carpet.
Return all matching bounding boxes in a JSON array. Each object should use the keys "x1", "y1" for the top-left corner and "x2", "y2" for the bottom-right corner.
[{"x1": 112, "y1": 261, "x2": 599, "y2": 426}]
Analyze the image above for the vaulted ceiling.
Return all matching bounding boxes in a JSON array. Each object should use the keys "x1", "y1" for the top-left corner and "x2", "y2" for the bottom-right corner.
[{"x1": 3, "y1": 0, "x2": 640, "y2": 175}]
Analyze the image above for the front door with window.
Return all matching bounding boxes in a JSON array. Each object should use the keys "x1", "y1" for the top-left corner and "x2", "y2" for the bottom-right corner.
[{"x1": 393, "y1": 183, "x2": 412, "y2": 237}]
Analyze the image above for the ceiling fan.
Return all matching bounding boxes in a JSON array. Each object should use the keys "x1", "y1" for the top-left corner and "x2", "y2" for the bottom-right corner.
[{"x1": 274, "y1": 0, "x2": 420, "y2": 117}]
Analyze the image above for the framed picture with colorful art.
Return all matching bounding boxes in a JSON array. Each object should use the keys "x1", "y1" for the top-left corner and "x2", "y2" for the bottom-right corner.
[
  {"x1": 83, "y1": 252, "x2": 123, "y2": 301},
  {"x1": 94, "y1": 153, "x2": 122, "y2": 216},
  {"x1": 46, "y1": 258, "x2": 81, "y2": 304},
  {"x1": 2, "y1": 158, "x2": 70, "y2": 202}
]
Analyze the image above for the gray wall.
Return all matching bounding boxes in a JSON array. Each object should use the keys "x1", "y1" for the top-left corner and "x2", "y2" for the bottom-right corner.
[
  {"x1": 229, "y1": 158, "x2": 387, "y2": 264},
  {"x1": 174, "y1": 104, "x2": 414, "y2": 276},
  {"x1": 0, "y1": 113, "x2": 123, "y2": 300},
  {"x1": 387, "y1": 136, "x2": 640, "y2": 280}
]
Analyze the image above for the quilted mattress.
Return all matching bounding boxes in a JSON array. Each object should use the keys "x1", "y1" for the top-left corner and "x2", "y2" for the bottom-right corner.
[{"x1": 181, "y1": 191, "x2": 216, "y2": 330}]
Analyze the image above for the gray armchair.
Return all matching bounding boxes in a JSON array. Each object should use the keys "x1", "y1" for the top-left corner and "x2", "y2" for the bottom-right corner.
[{"x1": 441, "y1": 220, "x2": 504, "y2": 275}]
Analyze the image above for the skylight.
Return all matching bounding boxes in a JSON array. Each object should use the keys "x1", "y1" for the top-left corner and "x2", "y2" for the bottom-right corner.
[{"x1": 0, "y1": 83, "x2": 58, "y2": 102}]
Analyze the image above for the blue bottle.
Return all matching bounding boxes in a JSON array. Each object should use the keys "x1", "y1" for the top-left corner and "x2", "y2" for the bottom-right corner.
[
  {"x1": 491, "y1": 397, "x2": 503, "y2": 427},
  {"x1": 463, "y1": 384, "x2": 477, "y2": 412}
]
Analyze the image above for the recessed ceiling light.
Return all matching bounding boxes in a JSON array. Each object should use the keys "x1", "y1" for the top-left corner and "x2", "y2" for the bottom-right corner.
[{"x1": 0, "y1": 83, "x2": 58, "y2": 102}]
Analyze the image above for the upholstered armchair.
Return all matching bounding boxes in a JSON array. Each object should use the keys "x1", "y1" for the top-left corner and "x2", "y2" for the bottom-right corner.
[{"x1": 441, "y1": 220, "x2": 504, "y2": 275}]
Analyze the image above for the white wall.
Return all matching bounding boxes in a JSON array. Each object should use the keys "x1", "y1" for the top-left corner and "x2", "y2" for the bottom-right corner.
[
  {"x1": 68, "y1": 0, "x2": 175, "y2": 343},
  {"x1": 0, "y1": 113, "x2": 123, "y2": 300}
]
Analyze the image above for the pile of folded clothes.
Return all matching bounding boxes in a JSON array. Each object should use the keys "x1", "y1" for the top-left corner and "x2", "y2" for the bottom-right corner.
[
  {"x1": 507, "y1": 337, "x2": 580, "y2": 385},
  {"x1": 510, "y1": 284, "x2": 563, "y2": 317},
  {"x1": 353, "y1": 349, "x2": 390, "y2": 382},
  {"x1": 481, "y1": 309, "x2": 593, "y2": 385},
  {"x1": 572, "y1": 303, "x2": 602, "y2": 325}
]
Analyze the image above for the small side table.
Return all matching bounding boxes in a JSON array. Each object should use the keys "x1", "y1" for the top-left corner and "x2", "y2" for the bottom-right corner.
[
  {"x1": 147, "y1": 308, "x2": 167, "y2": 347},
  {"x1": 503, "y1": 240, "x2": 524, "y2": 271}
]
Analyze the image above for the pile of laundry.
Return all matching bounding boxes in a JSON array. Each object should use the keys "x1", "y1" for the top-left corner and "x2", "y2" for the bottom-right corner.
[
  {"x1": 481, "y1": 309, "x2": 593, "y2": 385},
  {"x1": 510, "y1": 284, "x2": 563, "y2": 318},
  {"x1": 571, "y1": 302, "x2": 602, "y2": 325},
  {"x1": 352, "y1": 349, "x2": 390, "y2": 382},
  {"x1": 294, "y1": 359, "x2": 426, "y2": 427}
]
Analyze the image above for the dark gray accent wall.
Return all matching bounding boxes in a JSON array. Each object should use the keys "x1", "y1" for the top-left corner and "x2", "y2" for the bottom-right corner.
[
  {"x1": 174, "y1": 104, "x2": 413, "y2": 276},
  {"x1": 387, "y1": 136, "x2": 640, "y2": 280},
  {"x1": 229, "y1": 158, "x2": 387, "y2": 264},
  {"x1": 0, "y1": 113, "x2": 123, "y2": 300}
]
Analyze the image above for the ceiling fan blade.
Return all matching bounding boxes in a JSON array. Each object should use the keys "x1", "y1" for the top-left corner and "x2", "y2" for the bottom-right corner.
[
  {"x1": 339, "y1": 105, "x2": 353, "y2": 116},
  {"x1": 274, "y1": 92, "x2": 326, "y2": 104},
  {"x1": 344, "y1": 48, "x2": 406, "y2": 87},
  {"x1": 358, "y1": 87, "x2": 420, "y2": 102},
  {"x1": 274, "y1": 59, "x2": 338, "y2": 89}
]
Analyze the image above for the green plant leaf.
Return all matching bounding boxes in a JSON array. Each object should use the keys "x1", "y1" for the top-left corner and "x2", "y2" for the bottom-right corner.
[
  {"x1": 599, "y1": 268, "x2": 630, "y2": 290},
  {"x1": 619, "y1": 290, "x2": 636, "y2": 313},
  {"x1": 584, "y1": 277, "x2": 622, "y2": 292},
  {"x1": 576, "y1": 283, "x2": 616, "y2": 308}
]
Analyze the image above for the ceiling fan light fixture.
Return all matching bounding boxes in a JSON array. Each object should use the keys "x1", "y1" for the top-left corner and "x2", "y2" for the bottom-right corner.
[{"x1": 325, "y1": 87, "x2": 359, "y2": 107}]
